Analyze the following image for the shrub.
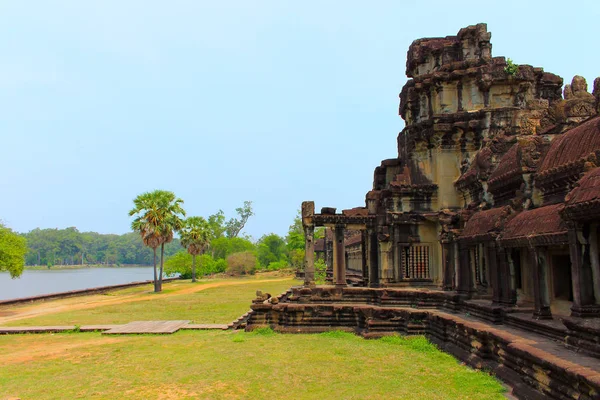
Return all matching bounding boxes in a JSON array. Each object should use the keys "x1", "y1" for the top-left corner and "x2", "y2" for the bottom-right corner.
[
  {"x1": 213, "y1": 258, "x2": 228, "y2": 274},
  {"x1": 266, "y1": 260, "x2": 289, "y2": 271},
  {"x1": 288, "y1": 248, "x2": 304, "y2": 273},
  {"x1": 165, "y1": 251, "x2": 227, "y2": 278},
  {"x1": 504, "y1": 58, "x2": 518, "y2": 76},
  {"x1": 315, "y1": 259, "x2": 327, "y2": 283},
  {"x1": 164, "y1": 251, "x2": 192, "y2": 278},
  {"x1": 226, "y1": 251, "x2": 257, "y2": 275}
]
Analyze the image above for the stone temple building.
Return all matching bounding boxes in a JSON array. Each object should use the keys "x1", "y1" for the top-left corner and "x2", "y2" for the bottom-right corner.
[
  {"x1": 303, "y1": 23, "x2": 600, "y2": 320},
  {"x1": 247, "y1": 24, "x2": 600, "y2": 399}
]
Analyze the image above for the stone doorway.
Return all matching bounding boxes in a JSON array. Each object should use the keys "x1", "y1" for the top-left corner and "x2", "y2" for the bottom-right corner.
[{"x1": 550, "y1": 254, "x2": 573, "y2": 316}]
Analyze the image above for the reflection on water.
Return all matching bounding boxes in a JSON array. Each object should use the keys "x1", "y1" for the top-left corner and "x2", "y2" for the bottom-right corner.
[{"x1": 0, "y1": 267, "x2": 161, "y2": 301}]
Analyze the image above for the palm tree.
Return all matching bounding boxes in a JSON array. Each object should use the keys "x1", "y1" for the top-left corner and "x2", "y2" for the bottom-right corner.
[
  {"x1": 129, "y1": 190, "x2": 185, "y2": 292},
  {"x1": 180, "y1": 217, "x2": 211, "y2": 282},
  {"x1": 156, "y1": 193, "x2": 185, "y2": 291}
]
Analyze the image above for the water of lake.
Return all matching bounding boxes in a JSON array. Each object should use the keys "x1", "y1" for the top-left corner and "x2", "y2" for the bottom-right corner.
[{"x1": 0, "y1": 267, "x2": 161, "y2": 301}]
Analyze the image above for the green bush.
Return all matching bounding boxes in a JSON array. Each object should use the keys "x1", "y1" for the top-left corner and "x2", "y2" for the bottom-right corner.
[
  {"x1": 266, "y1": 260, "x2": 289, "y2": 271},
  {"x1": 504, "y1": 58, "x2": 518, "y2": 76},
  {"x1": 165, "y1": 251, "x2": 228, "y2": 278},
  {"x1": 315, "y1": 259, "x2": 327, "y2": 283}
]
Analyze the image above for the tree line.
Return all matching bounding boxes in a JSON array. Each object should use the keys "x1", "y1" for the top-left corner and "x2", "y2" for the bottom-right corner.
[
  {"x1": 163, "y1": 205, "x2": 324, "y2": 280},
  {"x1": 21, "y1": 228, "x2": 182, "y2": 267},
  {"x1": 128, "y1": 189, "x2": 318, "y2": 292},
  {"x1": 1, "y1": 190, "x2": 317, "y2": 288}
]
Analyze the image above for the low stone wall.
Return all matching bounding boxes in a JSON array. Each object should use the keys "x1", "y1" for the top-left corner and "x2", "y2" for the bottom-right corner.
[
  {"x1": 247, "y1": 286, "x2": 600, "y2": 400},
  {"x1": 0, "y1": 277, "x2": 180, "y2": 306}
]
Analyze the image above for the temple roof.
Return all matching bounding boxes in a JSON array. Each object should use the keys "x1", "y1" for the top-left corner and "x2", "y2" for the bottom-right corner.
[
  {"x1": 390, "y1": 165, "x2": 437, "y2": 194},
  {"x1": 537, "y1": 116, "x2": 600, "y2": 179},
  {"x1": 455, "y1": 147, "x2": 493, "y2": 190},
  {"x1": 459, "y1": 207, "x2": 509, "y2": 242},
  {"x1": 563, "y1": 167, "x2": 600, "y2": 220},
  {"x1": 345, "y1": 234, "x2": 362, "y2": 247},
  {"x1": 488, "y1": 143, "x2": 520, "y2": 185},
  {"x1": 500, "y1": 204, "x2": 567, "y2": 246}
]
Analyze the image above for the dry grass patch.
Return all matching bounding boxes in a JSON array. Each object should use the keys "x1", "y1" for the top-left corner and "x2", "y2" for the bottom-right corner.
[{"x1": 1, "y1": 276, "x2": 297, "y2": 326}]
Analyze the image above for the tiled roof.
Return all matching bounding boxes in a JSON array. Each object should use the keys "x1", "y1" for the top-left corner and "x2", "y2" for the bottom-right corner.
[
  {"x1": 460, "y1": 207, "x2": 508, "y2": 240},
  {"x1": 538, "y1": 116, "x2": 600, "y2": 178},
  {"x1": 501, "y1": 204, "x2": 566, "y2": 241}
]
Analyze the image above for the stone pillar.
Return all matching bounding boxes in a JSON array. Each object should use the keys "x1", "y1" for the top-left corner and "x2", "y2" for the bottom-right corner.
[
  {"x1": 303, "y1": 225, "x2": 315, "y2": 287},
  {"x1": 497, "y1": 246, "x2": 516, "y2": 306},
  {"x1": 442, "y1": 241, "x2": 454, "y2": 291},
  {"x1": 333, "y1": 225, "x2": 346, "y2": 286},
  {"x1": 301, "y1": 202, "x2": 315, "y2": 287},
  {"x1": 453, "y1": 241, "x2": 460, "y2": 290},
  {"x1": 529, "y1": 247, "x2": 552, "y2": 319},
  {"x1": 589, "y1": 223, "x2": 600, "y2": 305},
  {"x1": 379, "y1": 241, "x2": 393, "y2": 284},
  {"x1": 568, "y1": 223, "x2": 598, "y2": 317},
  {"x1": 457, "y1": 242, "x2": 472, "y2": 296},
  {"x1": 487, "y1": 242, "x2": 501, "y2": 304},
  {"x1": 323, "y1": 227, "x2": 331, "y2": 271},
  {"x1": 539, "y1": 250, "x2": 552, "y2": 312},
  {"x1": 361, "y1": 230, "x2": 368, "y2": 285},
  {"x1": 368, "y1": 229, "x2": 379, "y2": 287}
]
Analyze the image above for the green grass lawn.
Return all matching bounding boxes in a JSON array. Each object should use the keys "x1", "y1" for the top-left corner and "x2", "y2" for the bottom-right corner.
[
  {"x1": 0, "y1": 274, "x2": 506, "y2": 399},
  {"x1": 0, "y1": 329, "x2": 505, "y2": 400},
  {"x1": 2, "y1": 277, "x2": 298, "y2": 326}
]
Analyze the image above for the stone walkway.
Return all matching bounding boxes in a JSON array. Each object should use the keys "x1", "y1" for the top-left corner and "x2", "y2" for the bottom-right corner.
[
  {"x1": 442, "y1": 310, "x2": 600, "y2": 373},
  {"x1": 0, "y1": 321, "x2": 230, "y2": 335}
]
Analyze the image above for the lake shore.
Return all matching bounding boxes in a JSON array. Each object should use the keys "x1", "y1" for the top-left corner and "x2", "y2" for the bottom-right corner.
[{"x1": 24, "y1": 264, "x2": 153, "y2": 271}]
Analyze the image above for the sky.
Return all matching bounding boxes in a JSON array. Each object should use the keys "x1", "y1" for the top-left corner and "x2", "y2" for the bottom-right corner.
[{"x1": 1, "y1": 0, "x2": 599, "y2": 240}]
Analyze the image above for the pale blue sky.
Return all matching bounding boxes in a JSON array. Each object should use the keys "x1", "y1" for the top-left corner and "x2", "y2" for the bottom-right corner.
[{"x1": 1, "y1": 1, "x2": 598, "y2": 239}]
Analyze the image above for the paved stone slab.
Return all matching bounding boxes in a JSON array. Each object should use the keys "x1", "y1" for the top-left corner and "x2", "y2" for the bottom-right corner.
[
  {"x1": 103, "y1": 320, "x2": 190, "y2": 335},
  {"x1": 0, "y1": 326, "x2": 76, "y2": 334},
  {"x1": 181, "y1": 324, "x2": 229, "y2": 330},
  {"x1": 80, "y1": 325, "x2": 119, "y2": 332}
]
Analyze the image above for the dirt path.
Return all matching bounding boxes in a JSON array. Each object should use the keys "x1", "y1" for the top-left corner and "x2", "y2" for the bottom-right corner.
[{"x1": 0, "y1": 278, "x2": 291, "y2": 325}]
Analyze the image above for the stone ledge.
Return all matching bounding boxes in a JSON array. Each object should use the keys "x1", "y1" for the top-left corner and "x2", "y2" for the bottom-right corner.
[{"x1": 247, "y1": 299, "x2": 600, "y2": 400}]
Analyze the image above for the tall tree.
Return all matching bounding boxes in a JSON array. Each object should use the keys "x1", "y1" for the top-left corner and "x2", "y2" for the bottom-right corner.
[
  {"x1": 156, "y1": 191, "x2": 185, "y2": 291},
  {"x1": 207, "y1": 210, "x2": 226, "y2": 239},
  {"x1": 129, "y1": 190, "x2": 185, "y2": 292},
  {"x1": 225, "y1": 201, "x2": 254, "y2": 238},
  {"x1": 0, "y1": 223, "x2": 27, "y2": 278},
  {"x1": 179, "y1": 216, "x2": 211, "y2": 282}
]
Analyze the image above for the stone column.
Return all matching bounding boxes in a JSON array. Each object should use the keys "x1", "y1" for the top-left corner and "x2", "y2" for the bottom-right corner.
[
  {"x1": 589, "y1": 223, "x2": 600, "y2": 305},
  {"x1": 368, "y1": 229, "x2": 380, "y2": 287},
  {"x1": 487, "y1": 242, "x2": 501, "y2": 304},
  {"x1": 379, "y1": 241, "x2": 393, "y2": 284},
  {"x1": 529, "y1": 247, "x2": 552, "y2": 319},
  {"x1": 303, "y1": 225, "x2": 315, "y2": 287},
  {"x1": 442, "y1": 241, "x2": 454, "y2": 291},
  {"x1": 361, "y1": 230, "x2": 368, "y2": 284},
  {"x1": 323, "y1": 227, "x2": 331, "y2": 271},
  {"x1": 568, "y1": 223, "x2": 597, "y2": 316},
  {"x1": 497, "y1": 246, "x2": 516, "y2": 306},
  {"x1": 453, "y1": 241, "x2": 460, "y2": 290},
  {"x1": 301, "y1": 201, "x2": 315, "y2": 287},
  {"x1": 569, "y1": 223, "x2": 586, "y2": 316},
  {"x1": 539, "y1": 250, "x2": 552, "y2": 312},
  {"x1": 457, "y1": 242, "x2": 472, "y2": 296},
  {"x1": 333, "y1": 225, "x2": 346, "y2": 286}
]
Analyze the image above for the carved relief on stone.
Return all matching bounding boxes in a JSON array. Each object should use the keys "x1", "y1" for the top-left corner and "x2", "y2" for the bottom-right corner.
[
  {"x1": 562, "y1": 76, "x2": 597, "y2": 120},
  {"x1": 564, "y1": 84, "x2": 573, "y2": 100},
  {"x1": 489, "y1": 129, "x2": 515, "y2": 154},
  {"x1": 519, "y1": 136, "x2": 545, "y2": 171},
  {"x1": 593, "y1": 77, "x2": 600, "y2": 112}
]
